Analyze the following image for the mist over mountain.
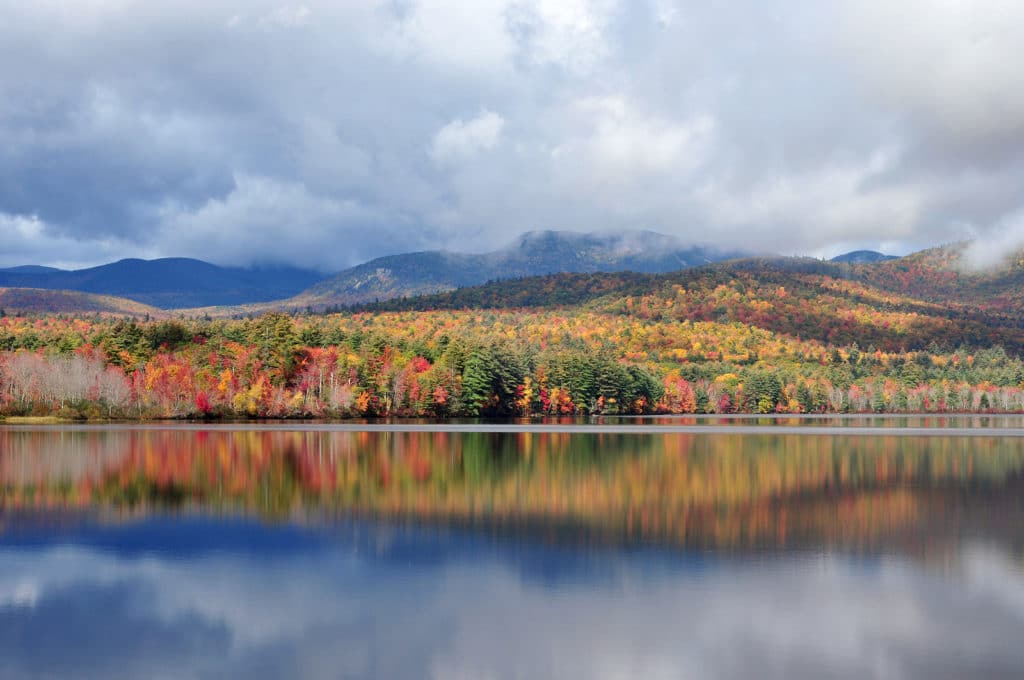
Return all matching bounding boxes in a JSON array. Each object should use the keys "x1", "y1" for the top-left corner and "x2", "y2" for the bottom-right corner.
[
  {"x1": 0, "y1": 230, "x2": 748, "y2": 311},
  {"x1": 295, "y1": 230, "x2": 748, "y2": 308}
]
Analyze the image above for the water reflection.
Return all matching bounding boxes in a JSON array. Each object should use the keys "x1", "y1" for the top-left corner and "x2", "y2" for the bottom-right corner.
[
  {"x1": 3, "y1": 427, "x2": 1024, "y2": 552},
  {"x1": 3, "y1": 426, "x2": 1024, "y2": 678},
  {"x1": 1, "y1": 519, "x2": 1024, "y2": 680},
  {"x1": 609, "y1": 413, "x2": 1024, "y2": 428}
]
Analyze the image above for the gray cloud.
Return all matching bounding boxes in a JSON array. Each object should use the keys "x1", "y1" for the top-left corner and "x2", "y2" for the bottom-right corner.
[{"x1": 1, "y1": 1, "x2": 1023, "y2": 269}]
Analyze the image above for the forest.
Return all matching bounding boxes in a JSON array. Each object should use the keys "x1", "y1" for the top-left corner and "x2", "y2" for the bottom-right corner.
[{"x1": 3, "y1": 300, "x2": 1024, "y2": 419}]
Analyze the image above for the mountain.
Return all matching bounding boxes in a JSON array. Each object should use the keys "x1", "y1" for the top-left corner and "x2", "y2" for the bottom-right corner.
[
  {"x1": 849, "y1": 243, "x2": 1024, "y2": 318},
  {"x1": 355, "y1": 247, "x2": 1024, "y2": 353},
  {"x1": 830, "y1": 250, "x2": 896, "y2": 264},
  {"x1": 0, "y1": 265, "x2": 65, "y2": 274},
  {"x1": 0, "y1": 258, "x2": 326, "y2": 309},
  {"x1": 294, "y1": 230, "x2": 748, "y2": 308},
  {"x1": 0, "y1": 288, "x2": 162, "y2": 316},
  {"x1": 10, "y1": 241, "x2": 1024, "y2": 422}
]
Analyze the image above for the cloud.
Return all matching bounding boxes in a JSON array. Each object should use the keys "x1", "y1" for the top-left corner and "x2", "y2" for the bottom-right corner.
[
  {"x1": 2, "y1": 1, "x2": 1024, "y2": 268},
  {"x1": 507, "y1": 0, "x2": 617, "y2": 73},
  {"x1": 387, "y1": 0, "x2": 517, "y2": 72},
  {"x1": 0, "y1": 213, "x2": 148, "y2": 269},
  {"x1": 839, "y1": 0, "x2": 1024, "y2": 151},
  {"x1": 568, "y1": 97, "x2": 714, "y2": 180},
  {"x1": 961, "y1": 209, "x2": 1024, "y2": 271},
  {"x1": 153, "y1": 173, "x2": 418, "y2": 270},
  {"x1": 430, "y1": 110, "x2": 505, "y2": 165},
  {"x1": 834, "y1": 0, "x2": 1024, "y2": 259},
  {"x1": 695, "y1": 146, "x2": 925, "y2": 251},
  {"x1": 259, "y1": 4, "x2": 311, "y2": 28}
]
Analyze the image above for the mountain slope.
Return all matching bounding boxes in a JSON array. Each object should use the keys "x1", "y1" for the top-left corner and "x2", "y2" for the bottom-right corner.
[
  {"x1": 0, "y1": 258, "x2": 325, "y2": 309},
  {"x1": 830, "y1": 250, "x2": 896, "y2": 264},
  {"x1": 0, "y1": 265, "x2": 65, "y2": 274},
  {"x1": 355, "y1": 251, "x2": 1024, "y2": 353},
  {"x1": 0, "y1": 288, "x2": 162, "y2": 316},
  {"x1": 294, "y1": 230, "x2": 746, "y2": 307},
  {"x1": 853, "y1": 243, "x2": 1024, "y2": 315}
]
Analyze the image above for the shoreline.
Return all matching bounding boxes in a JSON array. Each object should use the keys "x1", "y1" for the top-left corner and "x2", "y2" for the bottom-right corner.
[{"x1": 5, "y1": 415, "x2": 1024, "y2": 437}]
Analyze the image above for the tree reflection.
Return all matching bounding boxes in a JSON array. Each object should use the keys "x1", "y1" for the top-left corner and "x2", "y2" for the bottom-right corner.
[{"x1": 3, "y1": 428, "x2": 1024, "y2": 552}]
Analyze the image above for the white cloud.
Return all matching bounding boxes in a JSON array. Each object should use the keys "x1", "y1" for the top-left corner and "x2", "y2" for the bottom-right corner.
[
  {"x1": 961, "y1": 209, "x2": 1024, "y2": 271},
  {"x1": 840, "y1": 0, "x2": 1024, "y2": 148},
  {"x1": 431, "y1": 110, "x2": 506, "y2": 165},
  {"x1": 0, "y1": 213, "x2": 147, "y2": 269},
  {"x1": 389, "y1": 0, "x2": 517, "y2": 72},
  {"x1": 570, "y1": 96, "x2": 714, "y2": 180},
  {"x1": 259, "y1": 4, "x2": 311, "y2": 28},
  {"x1": 0, "y1": 212, "x2": 45, "y2": 240},
  {"x1": 508, "y1": 0, "x2": 618, "y2": 73},
  {"x1": 695, "y1": 147, "x2": 925, "y2": 250}
]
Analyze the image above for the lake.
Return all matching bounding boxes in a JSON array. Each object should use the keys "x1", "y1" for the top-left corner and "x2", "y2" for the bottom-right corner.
[{"x1": 2, "y1": 418, "x2": 1024, "y2": 679}]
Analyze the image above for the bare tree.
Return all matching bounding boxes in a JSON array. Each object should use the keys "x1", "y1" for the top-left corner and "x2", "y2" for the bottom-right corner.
[{"x1": 0, "y1": 352, "x2": 130, "y2": 413}]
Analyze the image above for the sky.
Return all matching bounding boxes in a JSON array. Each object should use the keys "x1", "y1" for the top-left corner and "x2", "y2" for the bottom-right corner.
[{"x1": 2, "y1": 0, "x2": 1023, "y2": 271}]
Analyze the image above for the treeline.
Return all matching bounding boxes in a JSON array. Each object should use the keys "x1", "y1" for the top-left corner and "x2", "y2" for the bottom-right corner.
[{"x1": 2, "y1": 311, "x2": 1024, "y2": 419}]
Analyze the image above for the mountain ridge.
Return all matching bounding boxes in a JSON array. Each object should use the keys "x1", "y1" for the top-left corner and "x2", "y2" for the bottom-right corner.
[
  {"x1": 348, "y1": 246, "x2": 1024, "y2": 353},
  {"x1": 830, "y1": 250, "x2": 896, "y2": 264},
  {"x1": 0, "y1": 231, "x2": 747, "y2": 310},
  {"x1": 293, "y1": 229, "x2": 748, "y2": 308},
  {"x1": 0, "y1": 258, "x2": 326, "y2": 309},
  {"x1": 0, "y1": 287, "x2": 163, "y2": 316}
]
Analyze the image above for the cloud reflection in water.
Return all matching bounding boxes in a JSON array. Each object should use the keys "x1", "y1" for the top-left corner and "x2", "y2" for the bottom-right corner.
[{"x1": 1, "y1": 520, "x2": 1023, "y2": 680}]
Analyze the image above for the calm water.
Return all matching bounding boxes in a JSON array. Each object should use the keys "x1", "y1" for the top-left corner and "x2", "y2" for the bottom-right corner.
[{"x1": 2, "y1": 420, "x2": 1024, "y2": 679}]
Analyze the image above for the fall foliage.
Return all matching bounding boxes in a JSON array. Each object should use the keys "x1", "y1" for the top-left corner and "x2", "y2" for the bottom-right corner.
[{"x1": 1, "y1": 302, "x2": 1023, "y2": 418}]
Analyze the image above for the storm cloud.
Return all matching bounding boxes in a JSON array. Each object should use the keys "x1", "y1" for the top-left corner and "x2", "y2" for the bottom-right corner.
[{"x1": 1, "y1": 0, "x2": 1023, "y2": 269}]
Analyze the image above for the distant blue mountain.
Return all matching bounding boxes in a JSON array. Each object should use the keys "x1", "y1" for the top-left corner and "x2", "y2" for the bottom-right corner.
[
  {"x1": 0, "y1": 231, "x2": 750, "y2": 311},
  {"x1": 830, "y1": 250, "x2": 896, "y2": 264},
  {"x1": 0, "y1": 258, "x2": 326, "y2": 309},
  {"x1": 0, "y1": 265, "x2": 65, "y2": 274}
]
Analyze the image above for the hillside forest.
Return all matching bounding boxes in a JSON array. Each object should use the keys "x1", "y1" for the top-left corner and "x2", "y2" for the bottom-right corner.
[{"x1": 3, "y1": 281, "x2": 1024, "y2": 419}]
